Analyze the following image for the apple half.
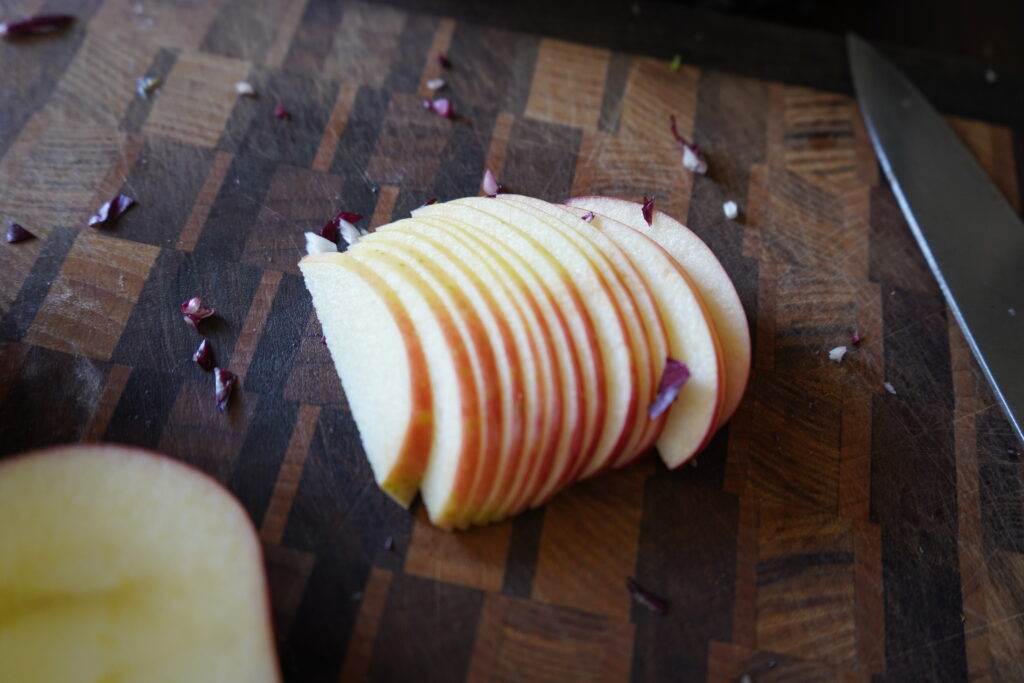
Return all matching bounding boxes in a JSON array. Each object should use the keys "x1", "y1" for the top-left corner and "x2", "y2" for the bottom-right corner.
[{"x1": 0, "y1": 444, "x2": 280, "y2": 683}]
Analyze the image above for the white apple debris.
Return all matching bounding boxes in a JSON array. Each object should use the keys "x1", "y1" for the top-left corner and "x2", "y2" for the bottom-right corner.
[
  {"x1": 682, "y1": 144, "x2": 708, "y2": 174},
  {"x1": 338, "y1": 218, "x2": 364, "y2": 246},
  {"x1": 425, "y1": 77, "x2": 445, "y2": 91},
  {"x1": 214, "y1": 367, "x2": 236, "y2": 412},
  {"x1": 985, "y1": 68, "x2": 997, "y2": 83},
  {"x1": 235, "y1": 81, "x2": 257, "y2": 97},
  {"x1": 723, "y1": 201, "x2": 738, "y2": 220},
  {"x1": 136, "y1": 76, "x2": 160, "y2": 99},
  {"x1": 482, "y1": 168, "x2": 501, "y2": 196},
  {"x1": 1010, "y1": 308, "x2": 1017, "y2": 317},
  {"x1": 671, "y1": 114, "x2": 708, "y2": 175},
  {"x1": 884, "y1": 381, "x2": 897, "y2": 395},
  {"x1": 192, "y1": 339, "x2": 213, "y2": 371},
  {"x1": 829, "y1": 345, "x2": 847, "y2": 363},
  {"x1": 305, "y1": 232, "x2": 338, "y2": 254}
]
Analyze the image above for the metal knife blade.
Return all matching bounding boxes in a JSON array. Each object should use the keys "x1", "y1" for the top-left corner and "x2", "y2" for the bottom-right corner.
[{"x1": 848, "y1": 34, "x2": 1024, "y2": 443}]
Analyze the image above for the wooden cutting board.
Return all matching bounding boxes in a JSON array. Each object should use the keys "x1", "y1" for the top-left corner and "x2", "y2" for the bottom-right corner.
[{"x1": 1, "y1": 2, "x2": 1022, "y2": 681}]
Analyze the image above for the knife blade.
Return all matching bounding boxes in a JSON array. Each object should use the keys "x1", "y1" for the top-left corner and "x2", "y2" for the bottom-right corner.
[{"x1": 847, "y1": 34, "x2": 1024, "y2": 444}]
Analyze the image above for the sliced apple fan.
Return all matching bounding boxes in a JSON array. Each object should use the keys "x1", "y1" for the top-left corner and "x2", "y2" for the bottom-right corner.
[{"x1": 299, "y1": 195, "x2": 750, "y2": 529}]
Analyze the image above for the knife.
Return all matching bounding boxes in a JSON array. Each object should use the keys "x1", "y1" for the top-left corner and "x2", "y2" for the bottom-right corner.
[{"x1": 848, "y1": 34, "x2": 1024, "y2": 444}]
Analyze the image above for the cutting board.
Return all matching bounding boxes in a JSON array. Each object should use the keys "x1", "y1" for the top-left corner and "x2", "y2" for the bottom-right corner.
[{"x1": 1, "y1": 2, "x2": 1022, "y2": 681}]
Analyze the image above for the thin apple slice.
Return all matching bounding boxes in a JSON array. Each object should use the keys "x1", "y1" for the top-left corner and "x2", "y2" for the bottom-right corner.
[
  {"x1": 357, "y1": 225, "x2": 527, "y2": 526},
  {"x1": 562, "y1": 204, "x2": 725, "y2": 468},
  {"x1": 496, "y1": 195, "x2": 669, "y2": 465},
  {"x1": 566, "y1": 196, "x2": 751, "y2": 426},
  {"x1": 394, "y1": 213, "x2": 586, "y2": 514},
  {"x1": 305, "y1": 249, "x2": 482, "y2": 529},
  {"x1": 343, "y1": 245, "x2": 497, "y2": 529},
  {"x1": 0, "y1": 444, "x2": 279, "y2": 683},
  {"x1": 299, "y1": 253, "x2": 432, "y2": 506},
  {"x1": 369, "y1": 217, "x2": 562, "y2": 522},
  {"x1": 417, "y1": 198, "x2": 634, "y2": 505},
  {"x1": 495, "y1": 194, "x2": 660, "y2": 474},
  {"x1": 437, "y1": 197, "x2": 638, "y2": 484}
]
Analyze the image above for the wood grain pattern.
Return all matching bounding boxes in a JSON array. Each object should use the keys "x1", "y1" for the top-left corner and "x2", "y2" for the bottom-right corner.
[
  {"x1": 525, "y1": 38, "x2": 610, "y2": 132},
  {"x1": 338, "y1": 566, "x2": 394, "y2": 683},
  {"x1": 416, "y1": 17, "x2": 455, "y2": 99},
  {"x1": 404, "y1": 506, "x2": 512, "y2": 592},
  {"x1": 260, "y1": 403, "x2": 321, "y2": 545},
  {"x1": 24, "y1": 230, "x2": 159, "y2": 360},
  {"x1": 81, "y1": 363, "x2": 132, "y2": 442},
  {"x1": 532, "y1": 469, "x2": 645, "y2": 620},
  {"x1": 0, "y1": 5, "x2": 1021, "y2": 681},
  {"x1": 467, "y1": 593, "x2": 634, "y2": 682},
  {"x1": 311, "y1": 83, "x2": 359, "y2": 173},
  {"x1": 143, "y1": 51, "x2": 251, "y2": 148}
]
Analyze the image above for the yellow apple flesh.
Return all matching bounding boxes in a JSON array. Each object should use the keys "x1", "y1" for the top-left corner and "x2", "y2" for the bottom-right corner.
[
  {"x1": 355, "y1": 227, "x2": 526, "y2": 527},
  {"x1": 498, "y1": 195, "x2": 669, "y2": 469},
  {"x1": 565, "y1": 196, "x2": 751, "y2": 426},
  {"x1": 300, "y1": 253, "x2": 433, "y2": 506},
  {"x1": 419, "y1": 198, "x2": 638, "y2": 503},
  {"x1": 561, "y1": 204, "x2": 725, "y2": 468},
  {"x1": 0, "y1": 444, "x2": 280, "y2": 683},
  {"x1": 395, "y1": 215, "x2": 580, "y2": 518}
]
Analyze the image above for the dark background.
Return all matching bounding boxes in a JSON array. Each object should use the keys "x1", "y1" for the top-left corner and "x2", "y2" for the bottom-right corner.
[{"x1": 379, "y1": 0, "x2": 1024, "y2": 126}]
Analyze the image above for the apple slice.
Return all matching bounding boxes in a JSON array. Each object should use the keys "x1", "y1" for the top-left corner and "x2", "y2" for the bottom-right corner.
[
  {"x1": 0, "y1": 444, "x2": 279, "y2": 683},
  {"x1": 562, "y1": 204, "x2": 725, "y2": 468},
  {"x1": 299, "y1": 253, "x2": 432, "y2": 506},
  {"x1": 497, "y1": 195, "x2": 669, "y2": 469},
  {"x1": 565, "y1": 196, "x2": 751, "y2": 426},
  {"x1": 397, "y1": 212, "x2": 587, "y2": 512},
  {"x1": 356, "y1": 226, "x2": 526, "y2": 527},
  {"x1": 367, "y1": 217, "x2": 563, "y2": 523},
  {"x1": 304, "y1": 249, "x2": 482, "y2": 529},
  {"x1": 438, "y1": 197, "x2": 640, "y2": 484},
  {"x1": 417, "y1": 198, "x2": 634, "y2": 505}
]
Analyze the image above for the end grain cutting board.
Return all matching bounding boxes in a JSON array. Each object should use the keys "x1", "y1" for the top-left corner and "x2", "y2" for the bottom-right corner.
[{"x1": 1, "y1": 1, "x2": 1022, "y2": 681}]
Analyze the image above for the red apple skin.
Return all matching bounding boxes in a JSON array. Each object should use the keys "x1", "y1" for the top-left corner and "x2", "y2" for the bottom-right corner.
[
  {"x1": 374, "y1": 219, "x2": 563, "y2": 524},
  {"x1": 355, "y1": 233, "x2": 524, "y2": 528},
  {"x1": 498, "y1": 194, "x2": 665, "y2": 473},
  {"x1": 408, "y1": 215, "x2": 586, "y2": 516},
  {"x1": 562, "y1": 203, "x2": 725, "y2": 468},
  {"x1": 566, "y1": 196, "x2": 751, "y2": 429},
  {"x1": 343, "y1": 247, "x2": 488, "y2": 529},
  {"x1": 412, "y1": 203, "x2": 604, "y2": 511},
  {"x1": 335, "y1": 258, "x2": 435, "y2": 504}
]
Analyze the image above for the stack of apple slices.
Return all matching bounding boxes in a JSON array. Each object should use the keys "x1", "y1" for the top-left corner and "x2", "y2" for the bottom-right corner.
[{"x1": 299, "y1": 195, "x2": 750, "y2": 529}]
